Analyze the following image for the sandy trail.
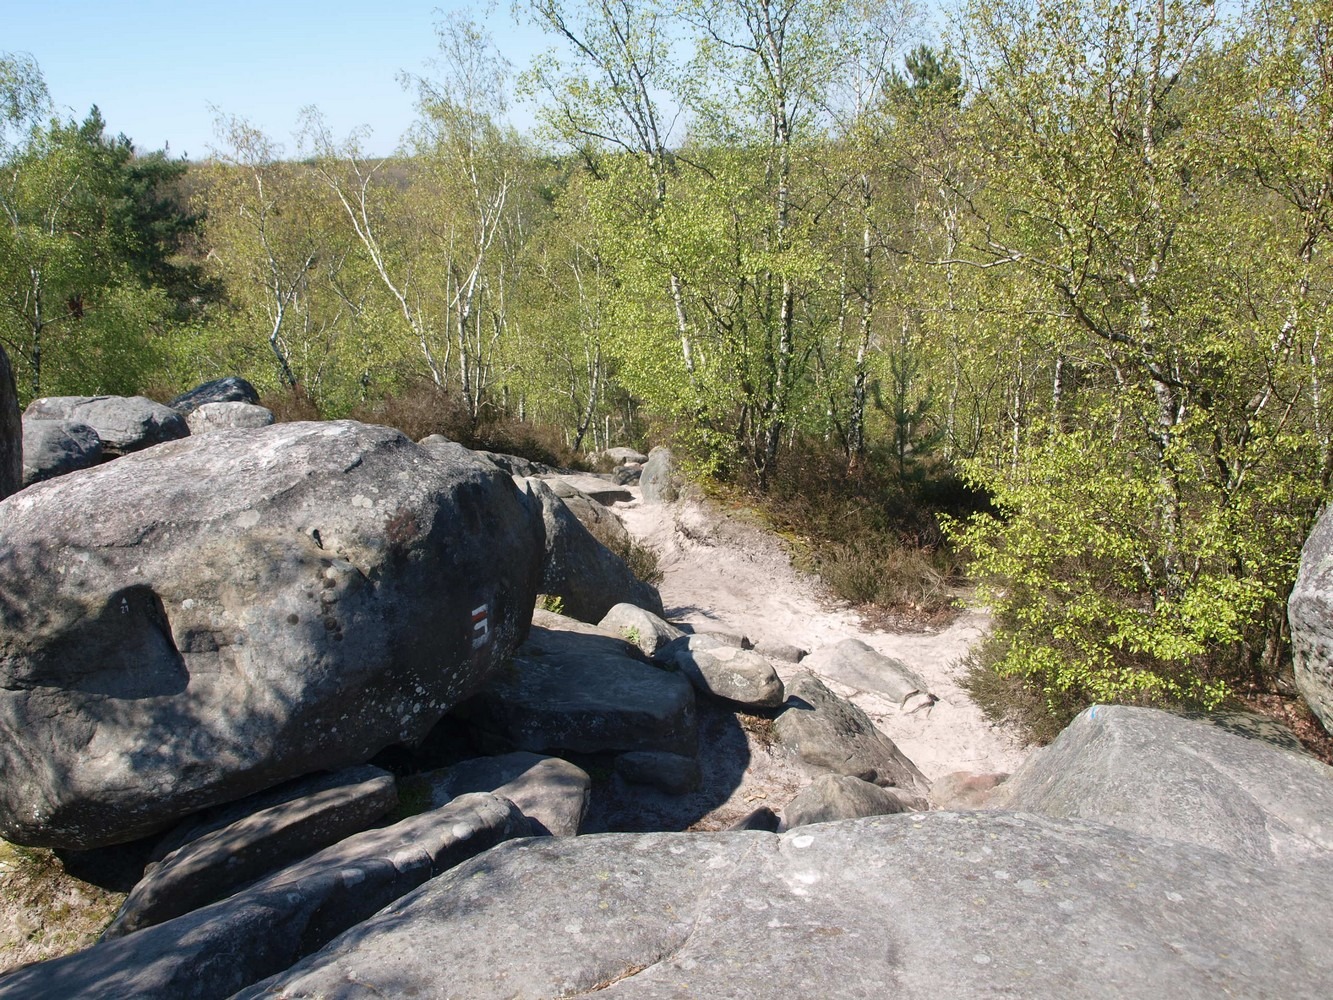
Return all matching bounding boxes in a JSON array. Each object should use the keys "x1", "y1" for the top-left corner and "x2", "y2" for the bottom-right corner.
[{"x1": 614, "y1": 491, "x2": 1030, "y2": 782}]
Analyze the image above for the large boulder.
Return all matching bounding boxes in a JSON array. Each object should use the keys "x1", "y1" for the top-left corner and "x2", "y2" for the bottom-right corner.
[
  {"x1": 409, "y1": 752, "x2": 591, "y2": 837},
  {"x1": 801, "y1": 637, "x2": 931, "y2": 704},
  {"x1": 990, "y1": 705, "x2": 1333, "y2": 865},
  {"x1": 20, "y1": 418, "x2": 103, "y2": 487},
  {"x1": 779, "y1": 773, "x2": 909, "y2": 830},
  {"x1": 1291, "y1": 503, "x2": 1333, "y2": 733},
  {"x1": 23, "y1": 395, "x2": 188, "y2": 457},
  {"x1": 640, "y1": 445, "x2": 682, "y2": 504},
  {"x1": 524, "y1": 477, "x2": 664, "y2": 622},
  {"x1": 540, "y1": 472, "x2": 632, "y2": 506},
  {"x1": 184, "y1": 401, "x2": 275, "y2": 435},
  {"x1": 775, "y1": 671, "x2": 930, "y2": 805},
  {"x1": 234, "y1": 813, "x2": 1333, "y2": 1000},
  {"x1": 168, "y1": 376, "x2": 260, "y2": 414},
  {"x1": 0, "y1": 344, "x2": 18, "y2": 501},
  {"x1": 0, "y1": 420, "x2": 544, "y2": 849}
]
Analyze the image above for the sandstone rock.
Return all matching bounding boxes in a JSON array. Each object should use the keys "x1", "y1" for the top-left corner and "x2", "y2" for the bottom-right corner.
[
  {"x1": 640, "y1": 445, "x2": 681, "y2": 504},
  {"x1": 775, "y1": 672, "x2": 930, "y2": 804},
  {"x1": 779, "y1": 773, "x2": 909, "y2": 830},
  {"x1": 615, "y1": 751, "x2": 701, "y2": 795},
  {"x1": 23, "y1": 395, "x2": 189, "y2": 457},
  {"x1": 0, "y1": 344, "x2": 18, "y2": 501},
  {"x1": 184, "y1": 401, "x2": 274, "y2": 434},
  {"x1": 598, "y1": 602, "x2": 685, "y2": 656},
  {"x1": 727, "y1": 805, "x2": 781, "y2": 831},
  {"x1": 753, "y1": 638, "x2": 806, "y2": 663},
  {"x1": 929, "y1": 770, "x2": 1009, "y2": 810},
  {"x1": 541, "y1": 478, "x2": 633, "y2": 552},
  {"x1": 541, "y1": 472, "x2": 632, "y2": 506},
  {"x1": 611, "y1": 464, "x2": 642, "y2": 485},
  {"x1": 990, "y1": 704, "x2": 1333, "y2": 865},
  {"x1": 524, "y1": 477, "x2": 664, "y2": 623},
  {"x1": 654, "y1": 631, "x2": 732, "y2": 664},
  {"x1": 103, "y1": 765, "x2": 397, "y2": 938},
  {"x1": 478, "y1": 450, "x2": 552, "y2": 478},
  {"x1": 671, "y1": 645, "x2": 785, "y2": 709},
  {"x1": 19, "y1": 418, "x2": 102, "y2": 487},
  {"x1": 463, "y1": 631, "x2": 697, "y2": 757},
  {"x1": 602, "y1": 447, "x2": 648, "y2": 465},
  {"x1": 0, "y1": 793, "x2": 526, "y2": 1000},
  {"x1": 232, "y1": 813, "x2": 1333, "y2": 1000},
  {"x1": 411, "y1": 752, "x2": 590, "y2": 836},
  {"x1": 527, "y1": 611, "x2": 644, "y2": 651},
  {"x1": 168, "y1": 376, "x2": 260, "y2": 414},
  {"x1": 0, "y1": 420, "x2": 544, "y2": 849},
  {"x1": 802, "y1": 637, "x2": 930, "y2": 704},
  {"x1": 1290, "y1": 505, "x2": 1333, "y2": 733}
]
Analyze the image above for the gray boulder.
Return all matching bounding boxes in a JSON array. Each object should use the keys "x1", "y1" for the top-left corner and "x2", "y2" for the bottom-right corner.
[
  {"x1": 614, "y1": 751, "x2": 701, "y2": 795},
  {"x1": 463, "y1": 627, "x2": 697, "y2": 757},
  {"x1": 929, "y1": 770, "x2": 1009, "y2": 810},
  {"x1": 168, "y1": 376, "x2": 260, "y2": 414},
  {"x1": 612, "y1": 464, "x2": 642, "y2": 485},
  {"x1": 598, "y1": 601, "x2": 685, "y2": 656},
  {"x1": 802, "y1": 637, "x2": 930, "y2": 704},
  {"x1": 546, "y1": 480, "x2": 634, "y2": 553},
  {"x1": 524, "y1": 477, "x2": 664, "y2": 623},
  {"x1": 1290, "y1": 503, "x2": 1333, "y2": 733},
  {"x1": 990, "y1": 705, "x2": 1333, "y2": 865},
  {"x1": 775, "y1": 671, "x2": 930, "y2": 805},
  {"x1": 779, "y1": 773, "x2": 910, "y2": 830},
  {"x1": 20, "y1": 418, "x2": 103, "y2": 487},
  {"x1": 0, "y1": 793, "x2": 526, "y2": 1000},
  {"x1": 640, "y1": 445, "x2": 682, "y2": 504},
  {"x1": 602, "y1": 446, "x2": 648, "y2": 465},
  {"x1": 103, "y1": 764, "x2": 397, "y2": 938},
  {"x1": 23, "y1": 395, "x2": 189, "y2": 456},
  {"x1": 0, "y1": 344, "x2": 18, "y2": 500},
  {"x1": 753, "y1": 637, "x2": 807, "y2": 663},
  {"x1": 410, "y1": 752, "x2": 590, "y2": 836},
  {"x1": 184, "y1": 401, "x2": 275, "y2": 434},
  {"x1": 671, "y1": 645, "x2": 785, "y2": 709},
  {"x1": 478, "y1": 450, "x2": 553, "y2": 478},
  {"x1": 0, "y1": 420, "x2": 544, "y2": 849},
  {"x1": 232, "y1": 813, "x2": 1333, "y2": 1000}
]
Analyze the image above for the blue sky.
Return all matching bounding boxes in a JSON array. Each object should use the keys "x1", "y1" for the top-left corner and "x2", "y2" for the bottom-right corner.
[{"x1": 3, "y1": 1, "x2": 548, "y2": 160}]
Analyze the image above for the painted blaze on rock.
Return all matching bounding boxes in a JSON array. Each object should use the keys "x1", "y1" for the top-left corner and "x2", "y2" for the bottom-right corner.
[{"x1": 0, "y1": 421, "x2": 544, "y2": 849}]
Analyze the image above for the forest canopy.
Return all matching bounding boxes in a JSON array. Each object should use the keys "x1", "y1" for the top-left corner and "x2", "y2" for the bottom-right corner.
[{"x1": 2, "y1": 0, "x2": 1329, "y2": 733}]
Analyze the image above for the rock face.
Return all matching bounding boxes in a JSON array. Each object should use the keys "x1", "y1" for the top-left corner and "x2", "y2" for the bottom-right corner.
[
  {"x1": 229, "y1": 813, "x2": 1333, "y2": 1000},
  {"x1": 775, "y1": 671, "x2": 930, "y2": 804},
  {"x1": 991, "y1": 705, "x2": 1333, "y2": 865},
  {"x1": 670, "y1": 644, "x2": 785, "y2": 709},
  {"x1": 801, "y1": 637, "x2": 931, "y2": 704},
  {"x1": 184, "y1": 401, "x2": 275, "y2": 434},
  {"x1": 19, "y1": 419, "x2": 103, "y2": 487},
  {"x1": 524, "y1": 477, "x2": 664, "y2": 622},
  {"x1": 103, "y1": 765, "x2": 398, "y2": 938},
  {"x1": 1291, "y1": 504, "x2": 1333, "y2": 733},
  {"x1": 0, "y1": 420, "x2": 544, "y2": 849},
  {"x1": 640, "y1": 445, "x2": 681, "y2": 504},
  {"x1": 0, "y1": 793, "x2": 527, "y2": 1000},
  {"x1": 168, "y1": 376, "x2": 260, "y2": 414},
  {"x1": 598, "y1": 602, "x2": 685, "y2": 656},
  {"x1": 23, "y1": 395, "x2": 189, "y2": 457},
  {"x1": 779, "y1": 773, "x2": 908, "y2": 830},
  {"x1": 0, "y1": 344, "x2": 18, "y2": 500}
]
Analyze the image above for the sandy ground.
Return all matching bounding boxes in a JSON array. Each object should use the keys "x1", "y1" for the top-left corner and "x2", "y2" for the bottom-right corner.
[{"x1": 614, "y1": 491, "x2": 1030, "y2": 783}]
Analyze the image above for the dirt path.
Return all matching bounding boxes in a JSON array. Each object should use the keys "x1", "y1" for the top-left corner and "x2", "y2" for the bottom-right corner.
[{"x1": 615, "y1": 491, "x2": 1029, "y2": 782}]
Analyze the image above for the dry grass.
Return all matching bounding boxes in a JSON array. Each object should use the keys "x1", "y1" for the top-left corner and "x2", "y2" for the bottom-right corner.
[{"x1": 0, "y1": 843, "x2": 124, "y2": 975}]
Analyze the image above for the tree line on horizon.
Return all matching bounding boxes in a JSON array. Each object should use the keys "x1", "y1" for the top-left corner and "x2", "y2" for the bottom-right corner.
[{"x1": 3, "y1": 0, "x2": 1331, "y2": 733}]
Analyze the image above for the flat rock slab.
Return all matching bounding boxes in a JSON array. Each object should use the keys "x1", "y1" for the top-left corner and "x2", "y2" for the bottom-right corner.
[
  {"x1": 802, "y1": 637, "x2": 931, "y2": 704},
  {"x1": 0, "y1": 420, "x2": 543, "y2": 848},
  {"x1": 990, "y1": 704, "x2": 1333, "y2": 865},
  {"x1": 464, "y1": 642, "x2": 698, "y2": 757},
  {"x1": 23, "y1": 395, "x2": 188, "y2": 456},
  {"x1": 541, "y1": 473, "x2": 633, "y2": 506},
  {"x1": 20, "y1": 418, "x2": 103, "y2": 487},
  {"x1": 410, "y1": 751, "x2": 590, "y2": 836},
  {"x1": 104, "y1": 764, "x2": 397, "y2": 937},
  {"x1": 0, "y1": 793, "x2": 527, "y2": 1000},
  {"x1": 234, "y1": 812, "x2": 1333, "y2": 1000},
  {"x1": 775, "y1": 671, "x2": 930, "y2": 804}
]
